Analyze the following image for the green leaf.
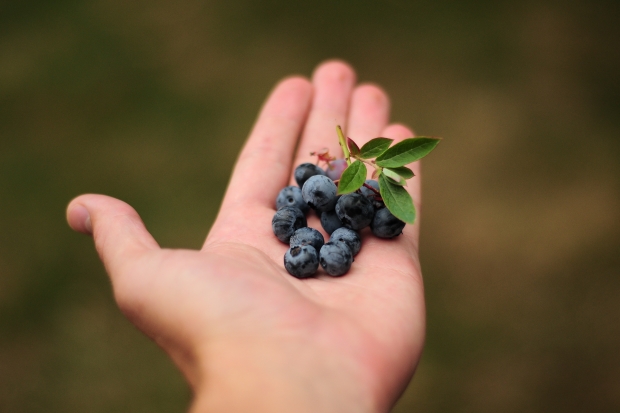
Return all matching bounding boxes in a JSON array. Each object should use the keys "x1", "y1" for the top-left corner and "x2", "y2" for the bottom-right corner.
[
  {"x1": 382, "y1": 168, "x2": 406, "y2": 185},
  {"x1": 359, "y1": 137, "x2": 393, "y2": 159},
  {"x1": 338, "y1": 160, "x2": 367, "y2": 194},
  {"x1": 375, "y1": 137, "x2": 440, "y2": 168},
  {"x1": 387, "y1": 177, "x2": 406, "y2": 186},
  {"x1": 386, "y1": 166, "x2": 414, "y2": 179},
  {"x1": 347, "y1": 137, "x2": 360, "y2": 157},
  {"x1": 379, "y1": 174, "x2": 416, "y2": 224}
]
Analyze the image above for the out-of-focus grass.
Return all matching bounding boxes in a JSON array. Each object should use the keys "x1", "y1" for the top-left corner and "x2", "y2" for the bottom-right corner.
[{"x1": 1, "y1": 0, "x2": 619, "y2": 411}]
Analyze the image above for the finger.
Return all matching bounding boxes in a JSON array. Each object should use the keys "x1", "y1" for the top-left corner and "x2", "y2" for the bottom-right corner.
[
  {"x1": 68, "y1": 194, "x2": 202, "y2": 385},
  {"x1": 66, "y1": 194, "x2": 159, "y2": 277},
  {"x1": 221, "y1": 76, "x2": 313, "y2": 209},
  {"x1": 292, "y1": 60, "x2": 356, "y2": 171},
  {"x1": 346, "y1": 84, "x2": 391, "y2": 147}
]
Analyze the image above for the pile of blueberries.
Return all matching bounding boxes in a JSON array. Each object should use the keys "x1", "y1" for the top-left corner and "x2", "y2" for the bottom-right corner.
[{"x1": 272, "y1": 162, "x2": 406, "y2": 278}]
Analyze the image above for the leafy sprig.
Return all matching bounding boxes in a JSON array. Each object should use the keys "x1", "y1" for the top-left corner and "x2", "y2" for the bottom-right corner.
[{"x1": 335, "y1": 125, "x2": 440, "y2": 224}]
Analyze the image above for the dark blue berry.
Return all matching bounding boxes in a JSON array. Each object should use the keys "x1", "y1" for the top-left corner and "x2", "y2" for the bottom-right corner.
[
  {"x1": 290, "y1": 227, "x2": 325, "y2": 252},
  {"x1": 326, "y1": 159, "x2": 347, "y2": 180},
  {"x1": 335, "y1": 193, "x2": 375, "y2": 230},
  {"x1": 319, "y1": 241, "x2": 353, "y2": 276},
  {"x1": 284, "y1": 245, "x2": 319, "y2": 278},
  {"x1": 330, "y1": 227, "x2": 361, "y2": 256},
  {"x1": 294, "y1": 163, "x2": 326, "y2": 188},
  {"x1": 272, "y1": 206, "x2": 307, "y2": 243},
  {"x1": 320, "y1": 210, "x2": 344, "y2": 235},
  {"x1": 302, "y1": 175, "x2": 338, "y2": 213},
  {"x1": 359, "y1": 180, "x2": 383, "y2": 209},
  {"x1": 371, "y1": 207, "x2": 406, "y2": 238},
  {"x1": 276, "y1": 186, "x2": 309, "y2": 213}
]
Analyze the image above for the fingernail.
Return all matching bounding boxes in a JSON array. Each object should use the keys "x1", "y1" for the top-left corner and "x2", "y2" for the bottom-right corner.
[
  {"x1": 84, "y1": 215, "x2": 92, "y2": 234},
  {"x1": 72, "y1": 204, "x2": 92, "y2": 235}
]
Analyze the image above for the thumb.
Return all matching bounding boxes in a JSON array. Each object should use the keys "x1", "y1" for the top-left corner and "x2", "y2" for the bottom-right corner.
[
  {"x1": 66, "y1": 196, "x2": 201, "y2": 382},
  {"x1": 66, "y1": 194, "x2": 159, "y2": 275}
]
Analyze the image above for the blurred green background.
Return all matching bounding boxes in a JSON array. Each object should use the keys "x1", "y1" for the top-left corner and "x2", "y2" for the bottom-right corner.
[{"x1": 1, "y1": 0, "x2": 619, "y2": 411}]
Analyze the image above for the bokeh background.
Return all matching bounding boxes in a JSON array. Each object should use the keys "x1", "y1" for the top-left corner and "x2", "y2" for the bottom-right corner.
[{"x1": 1, "y1": 0, "x2": 619, "y2": 411}]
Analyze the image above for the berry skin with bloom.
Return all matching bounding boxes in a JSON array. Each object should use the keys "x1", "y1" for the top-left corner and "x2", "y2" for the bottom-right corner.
[
  {"x1": 330, "y1": 227, "x2": 361, "y2": 256},
  {"x1": 272, "y1": 206, "x2": 307, "y2": 243},
  {"x1": 326, "y1": 159, "x2": 348, "y2": 180},
  {"x1": 320, "y1": 210, "x2": 344, "y2": 235},
  {"x1": 301, "y1": 175, "x2": 338, "y2": 213},
  {"x1": 371, "y1": 207, "x2": 406, "y2": 238},
  {"x1": 290, "y1": 227, "x2": 325, "y2": 252},
  {"x1": 319, "y1": 241, "x2": 353, "y2": 276},
  {"x1": 359, "y1": 180, "x2": 383, "y2": 209},
  {"x1": 276, "y1": 186, "x2": 310, "y2": 213},
  {"x1": 284, "y1": 245, "x2": 320, "y2": 278},
  {"x1": 294, "y1": 163, "x2": 326, "y2": 188},
  {"x1": 335, "y1": 193, "x2": 375, "y2": 231}
]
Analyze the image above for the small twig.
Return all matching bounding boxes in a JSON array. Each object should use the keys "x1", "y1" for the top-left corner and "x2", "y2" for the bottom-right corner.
[
  {"x1": 336, "y1": 126, "x2": 351, "y2": 166},
  {"x1": 362, "y1": 182, "x2": 380, "y2": 195}
]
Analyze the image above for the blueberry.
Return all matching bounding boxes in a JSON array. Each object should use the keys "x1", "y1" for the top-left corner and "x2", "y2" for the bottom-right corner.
[
  {"x1": 276, "y1": 186, "x2": 310, "y2": 213},
  {"x1": 301, "y1": 175, "x2": 338, "y2": 213},
  {"x1": 371, "y1": 207, "x2": 406, "y2": 238},
  {"x1": 330, "y1": 227, "x2": 361, "y2": 256},
  {"x1": 359, "y1": 180, "x2": 383, "y2": 209},
  {"x1": 284, "y1": 245, "x2": 319, "y2": 278},
  {"x1": 325, "y1": 159, "x2": 348, "y2": 180},
  {"x1": 335, "y1": 193, "x2": 375, "y2": 230},
  {"x1": 320, "y1": 210, "x2": 344, "y2": 235},
  {"x1": 272, "y1": 206, "x2": 307, "y2": 243},
  {"x1": 290, "y1": 227, "x2": 325, "y2": 252},
  {"x1": 294, "y1": 163, "x2": 326, "y2": 188},
  {"x1": 319, "y1": 241, "x2": 353, "y2": 276}
]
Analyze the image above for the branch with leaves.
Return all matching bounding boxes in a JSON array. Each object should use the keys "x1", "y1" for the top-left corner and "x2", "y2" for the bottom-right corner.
[{"x1": 335, "y1": 125, "x2": 440, "y2": 224}]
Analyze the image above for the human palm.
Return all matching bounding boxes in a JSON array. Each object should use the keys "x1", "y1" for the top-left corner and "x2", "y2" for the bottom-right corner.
[{"x1": 67, "y1": 61, "x2": 425, "y2": 413}]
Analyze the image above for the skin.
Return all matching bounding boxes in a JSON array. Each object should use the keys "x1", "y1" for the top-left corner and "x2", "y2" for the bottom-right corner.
[{"x1": 66, "y1": 60, "x2": 425, "y2": 413}]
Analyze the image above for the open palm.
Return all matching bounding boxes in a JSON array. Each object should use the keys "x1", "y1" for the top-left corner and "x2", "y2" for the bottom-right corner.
[{"x1": 67, "y1": 61, "x2": 425, "y2": 413}]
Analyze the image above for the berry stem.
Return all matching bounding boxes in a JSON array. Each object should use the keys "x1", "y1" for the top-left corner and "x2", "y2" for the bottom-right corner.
[
  {"x1": 357, "y1": 157, "x2": 382, "y2": 176},
  {"x1": 336, "y1": 125, "x2": 351, "y2": 166},
  {"x1": 362, "y1": 182, "x2": 380, "y2": 195}
]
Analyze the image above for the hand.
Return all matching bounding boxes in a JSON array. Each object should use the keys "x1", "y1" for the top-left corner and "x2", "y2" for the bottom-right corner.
[{"x1": 66, "y1": 61, "x2": 425, "y2": 413}]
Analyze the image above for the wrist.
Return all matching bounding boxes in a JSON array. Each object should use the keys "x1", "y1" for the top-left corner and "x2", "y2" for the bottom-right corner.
[{"x1": 189, "y1": 336, "x2": 379, "y2": 413}]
